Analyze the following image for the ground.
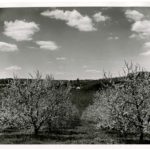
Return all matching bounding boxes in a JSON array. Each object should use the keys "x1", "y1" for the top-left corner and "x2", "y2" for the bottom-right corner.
[
  {"x1": 0, "y1": 79, "x2": 150, "y2": 144},
  {"x1": 1, "y1": 121, "x2": 150, "y2": 144}
]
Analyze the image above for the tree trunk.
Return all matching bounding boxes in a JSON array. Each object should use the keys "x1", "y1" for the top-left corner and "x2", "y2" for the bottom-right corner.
[
  {"x1": 139, "y1": 132, "x2": 144, "y2": 143},
  {"x1": 48, "y1": 122, "x2": 52, "y2": 133},
  {"x1": 139, "y1": 127, "x2": 144, "y2": 144},
  {"x1": 34, "y1": 127, "x2": 39, "y2": 136}
]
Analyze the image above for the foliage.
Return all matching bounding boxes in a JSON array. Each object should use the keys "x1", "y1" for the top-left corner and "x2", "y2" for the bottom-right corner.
[
  {"x1": 1, "y1": 71, "x2": 79, "y2": 135},
  {"x1": 82, "y1": 62, "x2": 150, "y2": 142}
]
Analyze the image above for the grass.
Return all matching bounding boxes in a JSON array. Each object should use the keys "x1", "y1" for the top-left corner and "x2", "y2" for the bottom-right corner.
[
  {"x1": 0, "y1": 121, "x2": 114, "y2": 144},
  {"x1": 0, "y1": 121, "x2": 150, "y2": 144}
]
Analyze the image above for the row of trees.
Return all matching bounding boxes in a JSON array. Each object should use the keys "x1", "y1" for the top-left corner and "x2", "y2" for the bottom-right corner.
[
  {"x1": 82, "y1": 62, "x2": 150, "y2": 143},
  {"x1": 0, "y1": 71, "x2": 79, "y2": 135}
]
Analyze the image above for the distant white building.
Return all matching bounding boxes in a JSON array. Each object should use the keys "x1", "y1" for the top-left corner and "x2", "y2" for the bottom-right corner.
[{"x1": 76, "y1": 86, "x2": 81, "y2": 90}]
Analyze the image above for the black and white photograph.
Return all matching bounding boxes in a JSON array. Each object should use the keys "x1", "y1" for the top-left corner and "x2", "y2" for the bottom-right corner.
[{"x1": 1, "y1": 0, "x2": 150, "y2": 146}]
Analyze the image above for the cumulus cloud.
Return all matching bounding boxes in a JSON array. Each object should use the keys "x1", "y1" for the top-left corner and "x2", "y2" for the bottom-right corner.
[
  {"x1": 85, "y1": 69, "x2": 101, "y2": 73},
  {"x1": 56, "y1": 57, "x2": 66, "y2": 61},
  {"x1": 41, "y1": 9, "x2": 96, "y2": 32},
  {"x1": 4, "y1": 20, "x2": 40, "y2": 41},
  {"x1": 93, "y1": 12, "x2": 110, "y2": 22},
  {"x1": 107, "y1": 36, "x2": 119, "y2": 40},
  {"x1": 140, "y1": 42, "x2": 150, "y2": 56},
  {"x1": 125, "y1": 10, "x2": 150, "y2": 56},
  {"x1": 131, "y1": 20, "x2": 150, "y2": 39},
  {"x1": 36, "y1": 41, "x2": 59, "y2": 51},
  {"x1": 0, "y1": 42, "x2": 18, "y2": 52},
  {"x1": 125, "y1": 10, "x2": 150, "y2": 40},
  {"x1": 125, "y1": 9, "x2": 144, "y2": 22},
  {"x1": 5, "y1": 65, "x2": 22, "y2": 71}
]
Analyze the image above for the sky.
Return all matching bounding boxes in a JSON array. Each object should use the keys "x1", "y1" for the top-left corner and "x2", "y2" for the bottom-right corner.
[{"x1": 0, "y1": 7, "x2": 150, "y2": 79}]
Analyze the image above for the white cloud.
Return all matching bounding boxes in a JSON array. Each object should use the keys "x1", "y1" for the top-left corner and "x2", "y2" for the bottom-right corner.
[
  {"x1": 0, "y1": 71, "x2": 9, "y2": 78},
  {"x1": 5, "y1": 65, "x2": 22, "y2": 71},
  {"x1": 140, "y1": 42, "x2": 150, "y2": 56},
  {"x1": 93, "y1": 12, "x2": 109, "y2": 22},
  {"x1": 82, "y1": 65, "x2": 88, "y2": 69},
  {"x1": 0, "y1": 65, "x2": 21, "y2": 78},
  {"x1": 140, "y1": 51, "x2": 150, "y2": 56},
  {"x1": 0, "y1": 42, "x2": 18, "y2": 52},
  {"x1": 125, "y1": 9, "x2": 144, "y2": 22},
  {"x1": 4, "y1": 20, "x2": 40, "y2": 41},
  {"x1": 41, "y1": 9, "x2": 96, "y2": 32},
  {"x1": 143, "y1": 42, "x2": 150, "y2": 49},
  {"x1": 56, "y1": 57, "x2": 66, "y2": 61},
  {"x1": 125, "y1": 10, "x2": 150, "y2": 55},
  {"x1": 55, "y1": 72, "x2": 65, "y2": 75},
  {"x1": 129, "y1": 33, "x2": 138, "y2": 39},
  {"x1": 129, "y1": 33, "x2": 147, "y2": 40},
  {"x1": 131, "y1": 20, "x2": 150, "y2": 39},
  {"x1": 125, "y1": 10, "x2": 150, "y2": 40},
  {"x1": 36, "y1": 41, "x2": 59, "y2": 51},
  {"x1": 107, "y1": 36, "x2": 119, "y2": 40},
  {"x1": 85, "y1": 69, "x2": 101, "y2": 73}
]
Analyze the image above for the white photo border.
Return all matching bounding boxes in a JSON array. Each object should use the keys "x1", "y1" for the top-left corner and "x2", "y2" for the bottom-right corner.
[{"x1": 0, "y1": 0, "x2": 150, "y2": 150}]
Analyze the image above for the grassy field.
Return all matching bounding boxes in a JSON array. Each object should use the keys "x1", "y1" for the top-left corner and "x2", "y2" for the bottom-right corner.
[
  {"x1": 0, "y1": 121, "x2": 117, "y2": 144},
  {"x1": 1, "y1": 121, "x2": 150, "y2": 144}
]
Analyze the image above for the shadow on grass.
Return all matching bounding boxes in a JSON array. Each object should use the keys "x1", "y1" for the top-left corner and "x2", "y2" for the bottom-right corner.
[
  {"x1": 0, "y1": 129, "x2": 88, "y2": 144},
  {"x1": 1, "y1": 125, "x2": 150, "y2": 144},
  {"x1": 123, "y1": 139, "x2": 150, "y2": 144}
]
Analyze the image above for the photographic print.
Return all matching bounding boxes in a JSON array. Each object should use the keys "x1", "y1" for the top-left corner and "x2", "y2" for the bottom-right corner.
[{"x1": 0, "y1": 2, "x2": 150, "y2": 144}]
